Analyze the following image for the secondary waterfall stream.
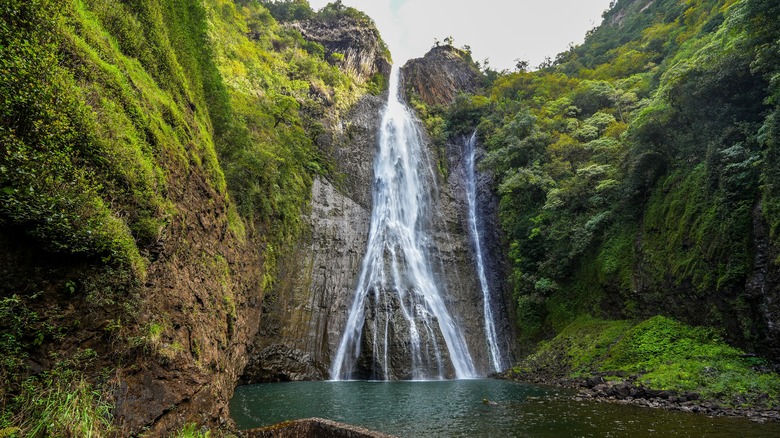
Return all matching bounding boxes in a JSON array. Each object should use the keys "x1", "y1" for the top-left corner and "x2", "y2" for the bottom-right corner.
[
  {"x1": 464, "y1": 132, "x2": 503, "y2": 372},
  {"x1": 330, "y1": 66, "x2": 476, "y2": 380}
]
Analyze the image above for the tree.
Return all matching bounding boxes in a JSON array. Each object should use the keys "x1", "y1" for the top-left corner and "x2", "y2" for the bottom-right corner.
[
  {"x1": 537, "y1": 56, "x2": 554, "y2": 70},
  {"x1": 514, "y1": 59, "x2": 529, "y2": 72}
]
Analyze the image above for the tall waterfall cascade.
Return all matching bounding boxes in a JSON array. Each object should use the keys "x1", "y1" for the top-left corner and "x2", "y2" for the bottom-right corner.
[
  {"x1": 464, "y1": 132, "x2": 504, "y2": 372},
  {"x1": 330, "y1": 66, "x2": 477, "y2": 380}
]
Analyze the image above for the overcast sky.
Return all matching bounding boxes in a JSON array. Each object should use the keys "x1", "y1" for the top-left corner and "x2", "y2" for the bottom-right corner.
[{"x1": 307, "y1": 0, "x2": 614, "y2": 71}]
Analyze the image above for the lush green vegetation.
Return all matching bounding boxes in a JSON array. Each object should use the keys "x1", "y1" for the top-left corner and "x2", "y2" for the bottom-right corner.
[
  {"x1": 2, "y1": 0, "x2": 777, "y2": 430},
  {"x1": 425, "y1": 0, "x2": 780, "y2": 357},
  {"x1": 513, "y1": 315, "x2": 780, "y2": 407},
  {"x1": 1, "y1": 0, "x2": 381, "y2": 433},
  {"x1": 206, "y1": 0, "x2": 369, "y2": 241},
  {"x1": 173, "y1": 423, "x2": 214, "y2": 438}
]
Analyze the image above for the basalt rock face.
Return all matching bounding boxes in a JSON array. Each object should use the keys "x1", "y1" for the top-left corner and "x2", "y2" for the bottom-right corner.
[
  {"x1": 402, "y1": 45, "x2": 482, "y2": 106},
  {"x1": 438, "y1": 134, "x2": 518, "y2": 371},
  {"x1": 246, "y1": 108, "x2": 518, "y2": 380},
  {"x1": 241, "y1": 44, "x2": 511, "y2": 382},
  {"x1": 405, "y1": 130, "x2": 516, "y2": 376},
  {"x1": 739, "y1": 202, "x2": 780, "y2": 360},
  {"x1": 289, "y1": 16, "x2": 391, "y2": 84},
  {"x1": 241, "y1": 94, "x2": 383, "y2": 383},
  {"x1": 239, "y1": 10, "x2": 393, "y2": 383}
]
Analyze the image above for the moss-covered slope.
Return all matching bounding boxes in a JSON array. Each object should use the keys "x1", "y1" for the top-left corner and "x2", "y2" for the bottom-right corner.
[
  {"x1": 509, "y1": 316, "x2": 780, "y2": 411},
  {"x1": 0, "y1": 0, "x2": 386, "y2": 435}
]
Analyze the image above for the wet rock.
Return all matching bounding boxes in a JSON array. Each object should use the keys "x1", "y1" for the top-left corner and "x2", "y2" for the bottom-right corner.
[
  {"x1": 242, "y1": 86, "x2": 382, "y2": 383},
  {"x1": 241, "y1": 345, "x2": 327, "y2": 383},
  {"x1": 607, "y1": 382, "x2": 633, "y2": 398},
  {"x1": 245, "y1": 173, "x2": 373, "y2": 382},
  {"x1": 684, "y1": 392, "x2": 701, "y2": 401},
  {"x1": 244, "y1": 36, "x2": 515, "y2": 382},
  {"x1": 245, "y1": 417, "x2": 397, "y2": 438},
  {"x1": 585, "y1": 376, "x2": 605, "y2": 388}
]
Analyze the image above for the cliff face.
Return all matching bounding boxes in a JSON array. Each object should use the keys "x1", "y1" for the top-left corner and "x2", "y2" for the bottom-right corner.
[
  {"x1": 402, "y1": 46, "x2": 482, "y2": 106},
  {"x1": 106, "y1": 159, "x2": 264, "y2": 434},
  {"x1": 0, "y1": 0, "x2": 269, "y2": 434},
  {"x1": 241, "y1": 44, "x2": 516, "y2": 381},
  {"x1": 290, "y1": 16, "x2": 392, "y2": 84},
  {"x1": 0, "y1": 91, "x2": 264, "y2": 436},
  {"x1": 438, "y1": 134, "x2": 518, "y2": 370},
  {"x1": 0, "y1": 0, "x2": 392, "y2": 435},
  {"x1": 242, "y1": 94, "x2": 383, "y2": 382}
]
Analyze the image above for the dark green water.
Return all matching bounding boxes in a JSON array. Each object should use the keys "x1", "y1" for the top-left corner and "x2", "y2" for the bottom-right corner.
[{"x1": 230, "y1": 379, "x2": 779, "y2": 437}]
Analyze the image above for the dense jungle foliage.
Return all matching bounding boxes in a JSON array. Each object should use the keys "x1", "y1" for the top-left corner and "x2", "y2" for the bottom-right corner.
[
  {"x1": 423, "y1": 0, "x2": 780, "y2": 360},
  {"x1": 1, "y1": 0, "x2": 378, "y2": 434}
]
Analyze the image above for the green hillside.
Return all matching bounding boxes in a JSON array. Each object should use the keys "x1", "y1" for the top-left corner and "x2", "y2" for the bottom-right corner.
[
  {"x1": 1, "y1": 0, "x2": 381, "y2": 434},
  {"x1": 442, "y1": 0, "x2": 779, "y2": 350},
  {"x1": 415, "y1": 0, "x2": 780, "y2": 407}
]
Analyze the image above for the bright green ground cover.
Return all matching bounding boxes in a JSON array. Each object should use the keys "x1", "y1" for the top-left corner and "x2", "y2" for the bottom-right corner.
[{"x1": 514, "y1": 315, "x2": 780, "y2": 407}]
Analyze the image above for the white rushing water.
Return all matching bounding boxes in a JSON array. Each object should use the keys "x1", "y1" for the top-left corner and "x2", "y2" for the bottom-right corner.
[
  {"x1": 464, "y1": 131, "x2": 503, "y2": 372},
  {"x1": 330, "y1": 66, "x2": 476, "y2": 380}
]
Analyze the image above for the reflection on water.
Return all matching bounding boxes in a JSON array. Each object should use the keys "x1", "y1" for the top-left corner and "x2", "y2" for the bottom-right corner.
[{"x1": 230, "y1": 379, "x2": 780, "y2": 437}]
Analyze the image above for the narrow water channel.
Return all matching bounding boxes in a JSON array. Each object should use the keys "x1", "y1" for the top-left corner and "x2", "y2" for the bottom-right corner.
[{"x1": 230, "y1": 380, "x2": 780, "y2": 437}]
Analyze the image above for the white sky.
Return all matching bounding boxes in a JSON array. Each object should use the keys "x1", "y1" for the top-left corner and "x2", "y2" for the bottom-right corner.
[{"x1": 307, "y1": 0, "x2": 614, "y2": 71}]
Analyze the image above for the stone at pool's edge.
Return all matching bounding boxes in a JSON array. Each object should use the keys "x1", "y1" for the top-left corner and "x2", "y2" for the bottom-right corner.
[
  {"x1": 493, "y1": 371, "x2": 780, "y2": 423},
  {"x1": 242, "y1": 417, "x2": 398, "y2": 438}
]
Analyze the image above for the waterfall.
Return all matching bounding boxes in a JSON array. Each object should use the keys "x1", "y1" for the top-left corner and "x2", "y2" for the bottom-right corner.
[
  {"x1": 464, "y1": 131, "x2": 504, "y2": 372},
  {"x1": 330, "y1": 66, "x2": 477, "y2": 381}
]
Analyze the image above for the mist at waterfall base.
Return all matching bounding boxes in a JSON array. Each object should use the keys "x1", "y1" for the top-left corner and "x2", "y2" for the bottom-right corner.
[
  {"x1": 229, "y1": 380, "x2": 780, "y2": 437},
  {"x1": 330, "y1": 65, "x2": 480, "y2": 380}
]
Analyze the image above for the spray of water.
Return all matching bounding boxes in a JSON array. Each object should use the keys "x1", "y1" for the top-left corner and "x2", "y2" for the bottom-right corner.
[
  {"x1": 330, "y1": 66, "x2": 477, "y2": 380},
  {"x1": 464, "y1": 131, "x2": 504, "y2": 372}
]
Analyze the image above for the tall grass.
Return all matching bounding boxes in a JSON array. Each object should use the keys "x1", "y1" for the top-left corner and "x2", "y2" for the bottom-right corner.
[{"x1": 11, "y1": 371, "x2": 112, "y2": 438}]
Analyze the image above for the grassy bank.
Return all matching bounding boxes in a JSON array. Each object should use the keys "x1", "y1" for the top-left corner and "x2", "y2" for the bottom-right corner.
[{"x1": 508, "y1": 315, "x2": 780, "y2": 410}]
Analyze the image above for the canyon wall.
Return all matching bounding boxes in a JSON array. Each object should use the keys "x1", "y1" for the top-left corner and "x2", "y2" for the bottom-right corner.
[{"x1": 242, "y1": 45, "x2": 516, "y2": 381}]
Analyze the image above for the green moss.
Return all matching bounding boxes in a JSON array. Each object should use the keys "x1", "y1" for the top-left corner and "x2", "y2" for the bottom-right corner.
[
  {"x1": 642, "y1": 165, "x2": 753, "y2": 295},
  {"x1": 174, "y1": 423, "x2": 212, "y2": 438},
  {"x1": 604, "y1": 316, "x2": 780, "y2": 403},
  {"x1": 518, "y1": 315, "x2": 780, "y2": 407},
  {"x1": 518, "y1": 316, "x2": 632, "y2": 376},
  {"x1": 595, "y1": 223, "x2": 635, "y2": 290}
]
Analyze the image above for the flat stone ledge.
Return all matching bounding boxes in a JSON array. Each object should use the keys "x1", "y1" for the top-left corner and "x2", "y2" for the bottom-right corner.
[{"x1": 242, "y1": 418, "x2": 398, "y2": 438}]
